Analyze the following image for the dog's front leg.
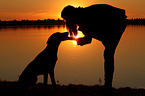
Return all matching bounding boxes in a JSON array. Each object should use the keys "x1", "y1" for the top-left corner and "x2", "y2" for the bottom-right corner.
[
  {"x1": 44, "y1": 73, "x2": 48, "y2": 88},
  {"x1": 50, "y1": 70, "x2": 56, "y2": 89}
]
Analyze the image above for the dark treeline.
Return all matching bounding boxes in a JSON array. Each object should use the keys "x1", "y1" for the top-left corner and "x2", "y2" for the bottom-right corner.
[
  {"x1": 127, "y1": 18, "x2": 145, "y2": 25},
  {"x1": 0, "y1": 19, "x2": 65, "y2": 26},
  {"x1": 0, "y1": 18, "x2": 145, "y2": 26}
]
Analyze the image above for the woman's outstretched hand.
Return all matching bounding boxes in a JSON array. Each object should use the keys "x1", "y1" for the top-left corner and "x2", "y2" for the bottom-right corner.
[{"x1": 76, "y1": 37, "x2": 92, "y2": 46}]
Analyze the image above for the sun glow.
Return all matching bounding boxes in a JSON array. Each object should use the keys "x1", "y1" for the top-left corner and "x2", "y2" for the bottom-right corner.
[{"x1": 71, "y1": 31, "x2": 84, "y2": 46}]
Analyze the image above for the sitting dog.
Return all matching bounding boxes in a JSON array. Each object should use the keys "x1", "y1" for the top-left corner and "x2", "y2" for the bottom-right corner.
[{"x1": 18, "y1": 32, "x2": 74, "y2": 89}]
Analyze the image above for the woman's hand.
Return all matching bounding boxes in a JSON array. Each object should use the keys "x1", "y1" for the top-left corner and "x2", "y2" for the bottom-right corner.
[{"x1": 76, "y1": 37, "x2": 92, "y2": 46}]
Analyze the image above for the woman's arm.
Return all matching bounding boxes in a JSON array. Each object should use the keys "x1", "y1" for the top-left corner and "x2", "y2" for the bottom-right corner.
[{"x1": 76, "y1": 36, "x2": 92, "y2": 46}]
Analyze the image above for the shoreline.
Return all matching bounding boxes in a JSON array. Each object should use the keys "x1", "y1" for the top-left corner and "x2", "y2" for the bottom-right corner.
[
  {"x1": 0, "y1": 81, "x2": 145, "y2": 96},
  {"x1": 0, "y1": 18, "x2": 145, "y2": 26}
]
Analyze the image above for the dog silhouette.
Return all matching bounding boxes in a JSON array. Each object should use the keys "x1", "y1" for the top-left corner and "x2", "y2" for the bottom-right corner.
[{"x1": 18, "y1": 32, "x2": 73, "y2": 89}]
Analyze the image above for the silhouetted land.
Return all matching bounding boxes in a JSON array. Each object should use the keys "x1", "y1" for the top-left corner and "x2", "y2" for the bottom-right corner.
[
  {"x1": 0, "y1": 19, "x2": 65, "y2": 26},
  {"x1": 127, "y1": 18, "x2": 145, "y2": 25},
  {"x1": 0, "y1": 81, "x2": 145, "y2": 96},
  {"x1": 0, "y1": 18, "x2": 145, "y2": 26}
]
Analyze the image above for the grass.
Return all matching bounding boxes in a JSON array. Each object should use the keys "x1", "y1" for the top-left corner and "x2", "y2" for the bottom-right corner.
[{"x1": 0, "y1": 81, "x2": 145, "y2": 96}]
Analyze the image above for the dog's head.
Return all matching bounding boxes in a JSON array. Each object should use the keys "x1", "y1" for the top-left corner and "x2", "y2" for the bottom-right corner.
[{"x1": 46, "y1": 32, "x2": 74, "y2": 44}]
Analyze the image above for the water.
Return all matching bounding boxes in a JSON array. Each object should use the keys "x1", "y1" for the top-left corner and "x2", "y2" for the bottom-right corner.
[{"x1": 0, "y1": 25, "x2": 145, "y2": 88}]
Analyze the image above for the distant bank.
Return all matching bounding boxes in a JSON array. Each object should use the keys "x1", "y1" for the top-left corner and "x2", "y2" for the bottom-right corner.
[
  {"x1": 0, "y1": 18, "x2": 145, "y2": 26},
  {"x1": 127, "y1": 18, "x2": 145, "y2": 25},
  {"x1": 0, "y1": 19, "x2": 65, "y2": 26}
]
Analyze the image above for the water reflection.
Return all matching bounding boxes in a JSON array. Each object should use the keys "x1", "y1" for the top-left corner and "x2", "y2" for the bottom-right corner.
[
  {"x1": 0, "y1": 25, "x2": 66, "y2": 31},
  {"x1": 0, "y1": 25, "x2": 145, "y2": 88}
]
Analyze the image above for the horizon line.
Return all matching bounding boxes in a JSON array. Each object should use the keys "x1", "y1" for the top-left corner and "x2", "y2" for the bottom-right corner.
[{"x1": 1, "y1": 18, "x2": 145, "y2": 22}]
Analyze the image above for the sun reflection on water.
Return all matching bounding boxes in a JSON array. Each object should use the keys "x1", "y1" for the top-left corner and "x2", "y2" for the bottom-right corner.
[{"x1": 71, "y1": 31, "x2": 84, "y2": 47}]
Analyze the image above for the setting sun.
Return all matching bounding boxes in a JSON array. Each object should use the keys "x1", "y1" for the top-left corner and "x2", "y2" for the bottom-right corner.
[{"x1": 71, "y1": 31, "x2": 84, "y2": 46}]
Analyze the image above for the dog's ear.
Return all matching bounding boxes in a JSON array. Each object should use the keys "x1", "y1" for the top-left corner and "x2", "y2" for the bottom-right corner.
[
  {"x1": 61, "y1": 32, "x2": 70, "y2": 40},
  {"x1": 46, "y1": 32, "x2": 61, "y2": 44},
  {"x1": 63, "y1": 32, "x2": 69, "y2": 36}
]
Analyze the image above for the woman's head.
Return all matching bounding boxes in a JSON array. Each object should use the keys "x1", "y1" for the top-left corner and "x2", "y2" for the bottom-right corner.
[
  {"x1": 61, "y1": 5, "x2": 76, "y2": 20},
  {"x1": 61, "y1": 5, "x2": 78, "y2": 36}
]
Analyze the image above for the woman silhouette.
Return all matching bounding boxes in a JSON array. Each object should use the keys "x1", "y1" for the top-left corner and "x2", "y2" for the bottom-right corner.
[{"x1": 61, "y1": 4, "x2": 127, "y2": 89}]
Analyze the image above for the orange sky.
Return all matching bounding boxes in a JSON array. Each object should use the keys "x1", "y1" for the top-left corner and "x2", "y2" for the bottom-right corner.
[{"x1": 0, "y1": 0, "x2": 145, "y2": 21}]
